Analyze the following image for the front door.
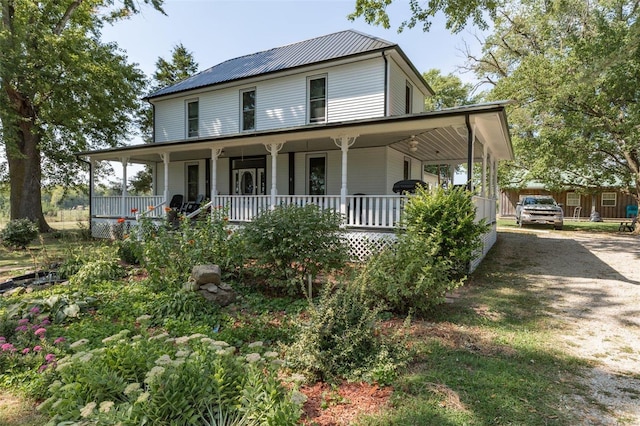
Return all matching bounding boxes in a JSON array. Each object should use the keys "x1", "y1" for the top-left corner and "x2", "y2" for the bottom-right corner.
[{"x1": 234, "y1": 169, "x2": 257, "y2": 195}]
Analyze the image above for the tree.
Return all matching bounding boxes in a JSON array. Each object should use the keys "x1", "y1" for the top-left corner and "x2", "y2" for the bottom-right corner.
[
  {"x1": 131, "y1": 43, "x2": 199, "y2": 194},
  {"x1": 423, "y1": 68, "x2": 479, "y2": 110},
  {"x1": 469, "y1": 0, "x2": 640, "y2": 205},
  {"x1": 349, "y1": 0, "x2": 501, "y2": 33},
  {"x1": 0, "y1": 0, "x2": 164, "y2": 231}
]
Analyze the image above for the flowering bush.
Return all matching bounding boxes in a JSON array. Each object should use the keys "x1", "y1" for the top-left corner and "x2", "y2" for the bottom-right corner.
[
  {"x1": 0, "y1": 308, "x2": 67, "y2": 394},
  {"x1": 37, "y1": 327, "x2": 302, "y2": 425}
]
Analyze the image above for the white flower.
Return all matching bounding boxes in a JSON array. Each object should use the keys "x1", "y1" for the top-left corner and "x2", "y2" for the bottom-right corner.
[
  {"x1": 99, "y1": 400, "x2": 114, "y2": 413},
  {"x1": 144, "y1": 366, "x2": 165, "y2": 384},
  {"x1": 289, "y1": 373, "x2": 306, "y2": 383},
  {"x1": 136, "y1": 314, "x2": 152, "y2": 323},
  {"x1": 132, "y1": 334, "x2": 142, "y2": 340},
  {"x1": 124, "y1": 382, "x2": 141, "y2": 395},
  {"x1": 264, "y1": 351, "x2": 279, "y2": 358},
  {"x1": 80, "y1": 401, "x2": 97, "y2": 418},
  {"x1": 48, "y1": 380, "x2": 62, "y2": 392},
  {"x1": 248, "y1": 341, "x2": 263, "y2": 348},
  {"x1": 175, "y1": 349, "x2": 190, "y2": 358},
  {"x1": 200, "y1": 337, "x2": 214, "y2": 344},
  {"x1": 245, "y1": 353, "x2": 262, "y2": 363},
  {"x1": 175, "y1": 336, "x2": 190, "y2": 345},
  {"x1": 212, "y1": 340, "x2": 229, "y2": 347},
  {"x1": 136, "y1": 392, "x2": 150, "y2": 403},
  {"x1": 69, "y1": 338, "x2": 89, "y2": 349},
  {"x1": 148, "y1": 332, "x2": 169, "y2": 341},
  {"x1": 188, "y1": 333, "x2": 205, "y2": 340},
  {"x1": 154, "y1": 354, "x2": 173, "y2": 365}
]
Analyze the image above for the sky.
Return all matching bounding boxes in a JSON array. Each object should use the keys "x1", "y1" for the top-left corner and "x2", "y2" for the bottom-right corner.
[
  {"x1": 99, "y1": 0, "x2": 488, "y2": 180},
  {"x1": 101, "y1": 0, "x2": 486, "y2": 87}
]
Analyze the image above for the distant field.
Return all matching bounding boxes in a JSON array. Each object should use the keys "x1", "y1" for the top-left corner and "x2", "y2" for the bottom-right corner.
[{"x1": 0, "y1": 209, "x2": 89, "y2": 230}]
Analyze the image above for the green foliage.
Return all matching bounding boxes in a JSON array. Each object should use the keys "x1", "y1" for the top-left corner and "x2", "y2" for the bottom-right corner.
[
  {"x1": 422, "y1": 68, "x2": 478, "y2": 110},
  {"x1": 358, "y1": 187, "x2": 488, "y2": 315},
  {"x1": 241, "y1": 204, "x2": 348, "y2": 295},
  {"x1": 37, "y1": 330, "x2": 302, "y2": 425},
  {"x1": 135, "y1": 210, "x2": 242, "y2": 290},
  {"x1": 66, "y1": 245, "x2": 126, "y2": 286},
  {"x1": 5, "y1": 293, "x2": 97, "y2": 325},
  {"x1": 0, "y1": 219, "x2": 39, "y2": 250},
  {"x1": 148, "y1": 290, "x2": 220, "y2": 326},
  {"x1": 286, "y1": 283, "x2": 408, "y2": 384},
  {"x1": 349, "y1": 0, "x2": 498, "y2": 33}
]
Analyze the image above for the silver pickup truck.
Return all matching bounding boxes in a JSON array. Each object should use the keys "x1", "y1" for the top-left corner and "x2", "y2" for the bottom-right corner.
[{"x1": 515, "y1": 195, "x2": 564, "y2": 230}]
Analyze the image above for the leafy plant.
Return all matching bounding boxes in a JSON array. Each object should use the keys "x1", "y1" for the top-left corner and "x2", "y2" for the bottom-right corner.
[
  {"x1": 240, "y1": 204, "x2": 348, "y2": 295},
  {"x1": 286, "y1": 283, "x2": 408, "y2": 384},
  {"x1": 1, "y1": 218, "x2": 38, "y2": 250},
  {"x1": 357, "y1": 186, "x2": 489, "y2": 315}
]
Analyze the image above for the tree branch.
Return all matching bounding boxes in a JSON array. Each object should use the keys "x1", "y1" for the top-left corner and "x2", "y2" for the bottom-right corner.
[{"x1": 54, "y1": 0, "x2": 83, "y2": 35}]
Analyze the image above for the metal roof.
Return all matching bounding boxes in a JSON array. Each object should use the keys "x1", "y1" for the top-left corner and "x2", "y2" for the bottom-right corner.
[{"x1": 147, "y1": 30, "x2": 397, "y2": 99}]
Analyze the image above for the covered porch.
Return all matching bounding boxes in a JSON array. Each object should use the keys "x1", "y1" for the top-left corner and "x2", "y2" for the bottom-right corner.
[{"x1": 80, "y1": 102, "x2": 511, "y2": 263}]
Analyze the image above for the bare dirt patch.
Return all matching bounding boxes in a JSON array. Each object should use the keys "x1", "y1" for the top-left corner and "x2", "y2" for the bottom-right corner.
[{"x1": 495, "y1": 228, "x2": 640, "y2": 425}]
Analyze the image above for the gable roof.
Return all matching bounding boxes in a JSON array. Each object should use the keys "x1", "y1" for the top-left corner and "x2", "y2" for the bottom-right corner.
[{"x1": 147, "y1": 30, "x2": 424, "y2": 99}]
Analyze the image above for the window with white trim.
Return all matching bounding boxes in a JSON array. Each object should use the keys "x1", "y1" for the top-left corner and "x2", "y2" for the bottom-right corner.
[
  {"x1": 601, "y1": 192, "x2": 617, "y2": 207},
  {"x1": 241, "y1": 88, "x2": 256, "y2": 131},
  {"x1": 405, "y1": 82, "x2": 413, "y2": 114},
  {"x1": 566, "y1": 192, "x2": 581, "y2": 207},
  {"x1": 186, "y1": 99, "x2": 199, "y2": 138},
  {"x1": 308, "y1": 75, "x2": 327, "y2": 124}
]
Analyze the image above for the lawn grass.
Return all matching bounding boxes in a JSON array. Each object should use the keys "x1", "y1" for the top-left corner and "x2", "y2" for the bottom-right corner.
[
  {"x1": 497, "y1": 217, "x2": 623, "y2": 233},
  {"x1": 0, "y1": 229, "x2": 596, "y2": 425}
]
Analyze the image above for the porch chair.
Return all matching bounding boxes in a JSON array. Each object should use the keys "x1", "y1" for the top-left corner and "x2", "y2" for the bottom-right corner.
[
  {"x1": 168, "y1": 194, "x2": 184, "y2": 210},
  {"x1": 619, "y1": 216, "x2": 637, "y2": 232},
  {"x1": 626, "y1": 204, "x2": 638, "y2": 218},
  {"x1": 182, "y1": 194, "x2": 205, "y2": 214}
]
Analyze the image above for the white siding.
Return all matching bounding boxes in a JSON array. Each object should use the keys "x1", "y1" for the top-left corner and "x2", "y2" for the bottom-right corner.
[
  {"x1": 346, "y1": 147, "x2": 388, "y2": 194},
  {"x1": 387, "y1": 58, "x2": 427, "y2": 116},
  {"x1": 153, "y1": 57, "x2": 388, "y2": 142},
  {"x1": 386, "y1": 148, "x2": 406, "y2": 193},
  {"x1": 327, "y1": 60, "x2": 385, "y2": 122},
  {"x1": 154, "y1": 99, "x2": 184, "y2": 142}
]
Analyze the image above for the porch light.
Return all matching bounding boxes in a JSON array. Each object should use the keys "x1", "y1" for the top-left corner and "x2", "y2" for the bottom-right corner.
[{"x1": 408, "y1": 136, "x2": 418, "y2": 152}]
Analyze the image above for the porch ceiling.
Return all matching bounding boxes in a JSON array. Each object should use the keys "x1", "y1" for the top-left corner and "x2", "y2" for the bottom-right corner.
[{"x1": 79, "y1": 102, "x2": 512, "y2": 165}]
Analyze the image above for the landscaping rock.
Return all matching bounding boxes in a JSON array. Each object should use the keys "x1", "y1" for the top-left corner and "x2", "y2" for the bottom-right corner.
[
  {"x1": 191, "y1": 264, "x2": 221, "y2": 287},
  {"x1": 198, "y1": 282, "x2": 236, "y2": 307},
  {"x1": 3, "y1": 286, "x2": 24, "y2": 297}
]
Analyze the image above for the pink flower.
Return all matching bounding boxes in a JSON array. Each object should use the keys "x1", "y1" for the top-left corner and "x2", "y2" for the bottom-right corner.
[
  {"x1": 40, "y1": 318, "x2": 51, "y2": 326},
  {"x1": 34, "y1": 328, "x2": 46, "y2": 337},
  {"x1": 18, "y1": 318, "x2": 29, "y2": 325},
  {"x1": 29, "y1": 306, "x2": 40, "y2": 315},
  {"x1": 1, "y1": 343, "x2": 16, "y2": 352},
  {"x1": 45, "y1": 353, "x2": 56, "y2": 363},
  {"x1": 54, "y1": 337, "x2": 66, "y2": 345},
  {"x1": 0, "y1": 336, "x2": 5, "y2": 342},
  {"x1": 14, "y1": 325, "x2": 28, "y2": 332},
  {"x1": 22, "y1": 348, "x2": 30, "y2": 355},
  {"x1": 38, "y1": 364, "x2": 48, "y2": 373},
  {"x1": 33, "y1": 345, "x2": 42, "y2": 352}
]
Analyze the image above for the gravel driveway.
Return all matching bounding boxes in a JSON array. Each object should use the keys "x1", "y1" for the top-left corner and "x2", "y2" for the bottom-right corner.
[{"x1": 495, "y1": 228, "x2": 640, "y2": 425}]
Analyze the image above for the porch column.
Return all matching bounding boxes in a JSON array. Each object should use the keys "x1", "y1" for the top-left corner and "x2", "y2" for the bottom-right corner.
[
  {"x1": 265, "y1": 143, "x2": 284, "y2": 208},
  {"x1": 450, "y1": 163, "x2": 457, "y2": 187},
  {"x1": 89, "y1": 158, "x2": 96, "y2": 218},
  {"x1": 465, "y1": 116, "x2": 476, "y2": 192},
  {"x1": 481, "y1": 145, "x2": 488, "y2": 198},
  {"x1": 121, "y1": 157, "x2": 129, "y2": 217},
  {"x1": 160, "y1": 152, "x2": 170, "y2": 215},
  {"x1": 211, "y1": 148, "x2": 223, "y2": 210},
  {"x1": 333, "y1": 135, "x2": 358, "y2": 215}
]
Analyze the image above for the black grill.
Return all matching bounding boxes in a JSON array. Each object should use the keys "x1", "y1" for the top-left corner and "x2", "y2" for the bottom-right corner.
[{"x1": 392, "y1": 180, "x2": 427, "y2": 194}]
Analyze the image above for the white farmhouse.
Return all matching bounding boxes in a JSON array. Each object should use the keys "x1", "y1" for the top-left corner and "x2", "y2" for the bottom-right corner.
[{"x1": 79, "y1": 30, "x2": 513, "y2": 267}]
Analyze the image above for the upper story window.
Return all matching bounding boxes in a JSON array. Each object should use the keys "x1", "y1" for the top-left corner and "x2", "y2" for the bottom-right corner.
[
  {"x1": 186, "y1": 99, "x2": 199, "y2": 138},
  {"x1": 405, "y1": 82, "x2": 413, "y2": 114},
  {"x1": 308, "y1": 75, "x2": 327, "y2": 124},
  {"x1": 241, "y1": 88, "x2": 256, "y2": 131}
]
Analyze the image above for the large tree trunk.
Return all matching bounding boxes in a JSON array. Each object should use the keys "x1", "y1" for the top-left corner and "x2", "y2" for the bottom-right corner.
[{"x1": 4, "y1": 117, "x2": 51, "y2": 233}]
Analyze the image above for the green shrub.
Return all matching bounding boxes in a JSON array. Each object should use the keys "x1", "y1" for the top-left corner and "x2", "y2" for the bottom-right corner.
[
  {"x1": 1, "y1": 218, "x2": 38, "y2": 250},
  {"x1": 38, "y1": 330, "x2": 302, "y2": 425},
  {"x1": 134, "y1": 209, "x2": 242, "y2": 290},
  {"x1": 402, "y1": 186, "x2": 488, "y2": 279},
  {"x1": 240, "y1": 204, "x2": 348, "y2": 295},
  {"x1": 286, "y1": 284, "x2": 407, "y2": 384},
  {"x1": 357, "y1": 186, "x2": 489, "y2": 315},
  {"x1": 67, "y1": 245, "x2": 125, "y2": 286}
]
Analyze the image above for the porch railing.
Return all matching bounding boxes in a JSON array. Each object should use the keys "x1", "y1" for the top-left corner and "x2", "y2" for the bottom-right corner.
[
  {"x1": 93, "y1": 196, "x2": 165, "y2": 218},
  {"x1": 211, "y1": 195, "x2": 406, "y2": 229},
  {"x1": 473, "y1": 196, "x2": 496, "y2": 224}
]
